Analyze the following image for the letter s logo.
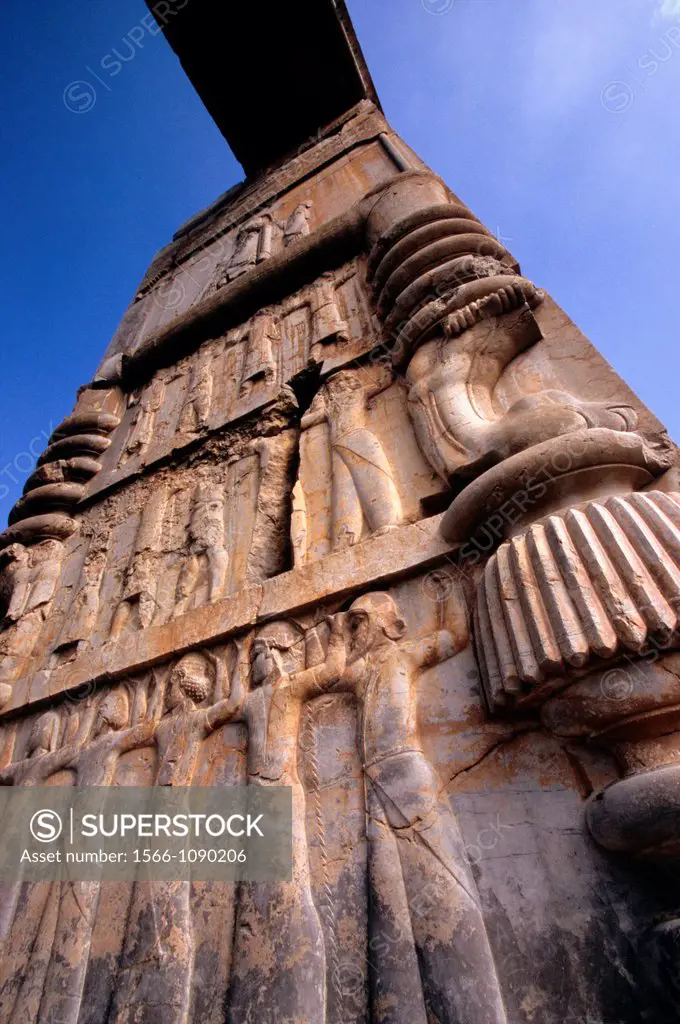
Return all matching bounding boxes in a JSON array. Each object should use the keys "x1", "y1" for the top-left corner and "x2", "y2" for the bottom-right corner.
[{"x1": 30, "y1": 809, "x2": 62, "y2": 843}]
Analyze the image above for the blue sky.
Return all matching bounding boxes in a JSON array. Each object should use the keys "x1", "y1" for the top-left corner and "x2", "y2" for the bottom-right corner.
[{"x1": 1, "y1": 0, "x2": 679, "y2": 526}]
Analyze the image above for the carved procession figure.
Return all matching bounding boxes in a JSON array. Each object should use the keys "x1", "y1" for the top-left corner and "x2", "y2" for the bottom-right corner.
[
  {"x1": 225, "y1": 616, "x2": 347, "y2": 1024},
  {"x1": 307, "y1": 268, "x2": 353, "y2": 359},
  {"x1": 111, "y1": 484, "x2": 169, "y2": 638},
  {"x1": 239, "y1": 311, "x2": 280, "y2": 396},
  {"x1": 50, "y1": 541, "x2": 108, "y2": 661},
  {"x1": 110, "y1": 650, "x2": 239, "y2": 1024},
  {"x1": 275, "y1": 592, "x2": 508, "y2": 1024},
  {"x1": 122, "y1": 373, "x2": 166, "y2": 464},
  {"x1": 37, "y1": 679, "x2": 166, "y2": 1024},
  {"x1": 174, "y1": 480, "x2": 229, "y2": 617},
  {"x1": 282, "y1": 201, "x2": 312, "y2": 246},
  {"x1": 0, "y1": 539, "x2": 64, "y2": 702},
  {"x1": 178, "y1": 344, "x2": 214, "y2": 436},
  {"x1": 300, "y1": 368, "x2": 403, "y2": 551},
  {"x1": 215, "y1": 215, "x2": 273, "y2": 288},
  {"x1": 0, "y1": 701, "x2": 97, "y2": 1022}
]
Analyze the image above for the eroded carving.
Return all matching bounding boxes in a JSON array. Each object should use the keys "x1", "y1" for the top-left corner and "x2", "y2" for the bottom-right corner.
[
  {"x1": 276, "y1": 592, "x2": 508, "y2": 1023},
  {"x1": 110, "y1": 485, "x2": 169, "y2": 638},
  {"x1": 405, "y1": 309, "x2": 638, "y2": 484},
  {"x1": 174, "y1": 480, "x2": 229, "y2": 618},
  {"x1": 239, "y1": 310, "x2": 279, "y2": 395},
  {"x1": 297, "y1": 368, "x2": 403, "y2": 555},
  {"x1": 122, "y1": 373, "x2": 166, "y2": 463},
  {"x1": 215, "y1": 215, "x2": 273, "y2": 288},
  {"x1": 0, "y1": 539, "x2": 64, "y2": 702},
  {"x1": 34, "y1": 679, "x2": 165, "y2": 1024},
  {"x1": 110, "y1": 649, "x2": 237, "y2": 1024},
  {"x1": 308, "y1": 269, "x2": 352, "y2": 358},
  {"x1": 51, "y1": 540, "x2": 108, "y2": 660},
  {"x1": 227, "y1": 619, "x2": 345, "y2": 1024},
  {"x1": 178, "y1": 344, "x2": 215, "y2": 436},
  {"x1": 282, "y1": 201, "x2": 312, "y2": 246}
]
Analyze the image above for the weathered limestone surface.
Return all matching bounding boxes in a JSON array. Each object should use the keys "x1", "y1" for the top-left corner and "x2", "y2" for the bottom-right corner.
[{"x1": 2, "y1": 3, "x2": 680, "y2": 1022}]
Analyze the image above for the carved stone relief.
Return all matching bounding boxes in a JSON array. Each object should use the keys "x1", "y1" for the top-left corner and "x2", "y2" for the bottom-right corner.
[
  {"x1": 110, "y1": 484, "x2": 170, "y2": 639},
  {"x1": 283, "y1": 201, "x2": 313, "y2": 247},
  {"x1": 212, "y1": 214, "x2": 274, "y2": 289},
  {"x1": 475, "y1": 490, "x2": 680, "y2": 712},
  {"x1": 0, "y1": 548, "x2": 673, "y2": 1021},
  {"x1": 174, "y1": 480, "x2": 229, "y2": 618},
  {"x1": 0, "y1": 539, "x2": 65, "y2": 705},
  {"x1": 238, "y1": 310, "x2": 280, "y2": 397},
  {"x1": 90, "y1": 263, "x2": 379, "y2": 500},
  {"x1": 4, "y1": 124, "x2": 680, "y2": 1024},
  {"x1": 121, "y1": 373, "x2": 167, "y2": 463},
  {"x1": 19, "y1": 422, "x2": 299, "y2": 672},
  {"x1": 292, "y1": 364, "x2": 448, "y2": 565},
  {"x1": 405, "y1": 308, "x2": 640, "y2": 484}
]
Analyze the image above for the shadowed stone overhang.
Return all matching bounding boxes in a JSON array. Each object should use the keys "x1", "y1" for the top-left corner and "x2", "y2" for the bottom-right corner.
[{"x1": 145, "y1": 0, "x2": 380, "y2": 177}]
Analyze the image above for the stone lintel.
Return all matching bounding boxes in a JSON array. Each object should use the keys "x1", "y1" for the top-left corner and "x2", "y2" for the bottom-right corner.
[{"x1": 146, "y1": 0, "x2": 381, "y2": 177}]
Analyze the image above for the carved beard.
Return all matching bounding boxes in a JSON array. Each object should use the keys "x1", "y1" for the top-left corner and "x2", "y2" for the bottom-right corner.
[{"x1": 190, "y1": 515, "x2": 224, "y2": 550}]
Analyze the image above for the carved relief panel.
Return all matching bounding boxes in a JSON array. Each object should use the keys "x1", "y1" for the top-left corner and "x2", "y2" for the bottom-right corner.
[
  {"x1": 91, "y1": 262, "x2": 380, "y2": 498},
  {"x1": 292, "y1": 363, "x2": 450, "y2": 566},
  {"x1": 0, "y1": 554, "x2": 673, "y2": 1023},
  {"x1": 21, "y1": 432, "x2": 297, "y2": 684}
]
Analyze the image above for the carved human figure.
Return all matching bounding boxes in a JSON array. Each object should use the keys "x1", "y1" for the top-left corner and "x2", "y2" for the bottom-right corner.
[
  {"x1": 0, "y1": 702, "x2": 96, "y2": 1023},
  {"x1": 239, "y1": 311, "x2": 279, "y2": 396},
  {"x1": 216, "y1": 216, "x2": 270, "y2": 286},
  {"x1": 0, "y1": 540, "x2": 62, "y2": 633},
  {"x1": 174, "y1": 481, "x2": 229, "y2": 617},
  {"x1": 301, "y1": 369, "x2": 403, "y2": 550},
  {"x1": 122, "y1": 374, "x2": 166, "y2": 463},
  {"x1": 283, "y1": 201, "x2": 312, "y2": 246},
  {"x1": 36, "y1": 680, "x2": 166, "y2": 1024},
  {"x1": 0, "y1": 539, "x2": 64, "y2": 699},
  {"x1": 308, "y1": 268, "x2": 352, "y2": 358},
  {"x1": 111, "y1": 485, "x2": 169, "y2": 639},
  {"x1": 0, "y1": 544, "x2": 31, "y2": 625},
  {"x1": 178, "y1": 345, "x2": 214, "y2": 435},
  {"x1": 227, "y1": 617, "x2": 346, "y2": 1024},
  {"x1": 51, "y1": 543, "x2": 108, "y2": 661},
  {"x1": 110, "y1": 650, "x2": 240, "y2": 1024},
  {"x1": 279, "y1": 592, "x2": 508, "y2": 1024},
  {"x1": 405, "y1": 312, "x2": 638, "y2": 482}
]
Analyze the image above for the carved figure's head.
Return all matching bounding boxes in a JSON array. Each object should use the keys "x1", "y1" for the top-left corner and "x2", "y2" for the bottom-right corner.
[
  {"x1": 168, "y1": 653, "x2": 212, "y2": 709},
  {"x1": 324, "y1": 371, "x2": 368, "y2": 415},
  {"x1": 346, "y1": 592, "x2": 406, "y2": 659},
  {"x1": 189, "y1": 483, "x2": 225, "y2": 550},
  {"x1": 250, "y1": 621, "x2": 304, "y2": 687},
  {"x1": 28, "y1": 710, "x2": 61, "y2": 757},
  {"x1": 325, "y1": 371, "x2": 363, "y2": 399},
  {"x1": 250, "y1": 638, "x2": 281, "y2": 688},
  {"x1": 97, "y1": 689, "x2": 130, "y2": 734}
]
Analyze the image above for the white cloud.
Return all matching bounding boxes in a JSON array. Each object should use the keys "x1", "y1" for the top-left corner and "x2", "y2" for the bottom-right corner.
[{"x1": 655, "y1": 0, "x2": 680, "y2": 20}]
